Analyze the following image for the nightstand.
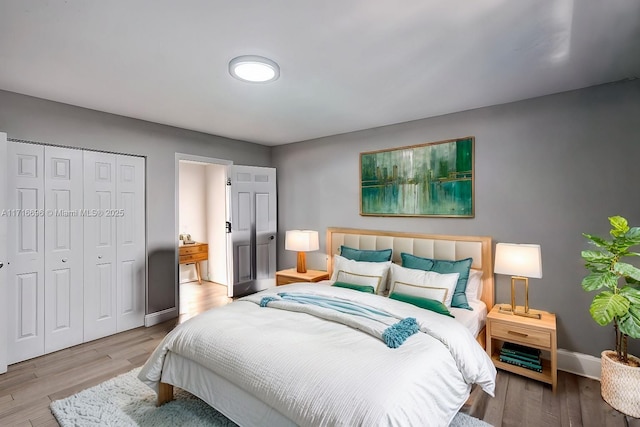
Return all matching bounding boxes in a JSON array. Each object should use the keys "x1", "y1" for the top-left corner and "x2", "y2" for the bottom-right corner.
[
  {"x1": 179, "y1": 242, "x2": 208, "y2": 284},
  {"x1": 275, "y1": 269, "x2": 329, "y2": 286},
  {"x1": 486, "y1": 305, "x2": 557, "y2": 392}
]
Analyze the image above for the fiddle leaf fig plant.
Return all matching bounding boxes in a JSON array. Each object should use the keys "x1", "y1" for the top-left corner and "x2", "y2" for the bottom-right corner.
[{"x1": 582, "y1": 216, "x2": 640, "y2": 364}]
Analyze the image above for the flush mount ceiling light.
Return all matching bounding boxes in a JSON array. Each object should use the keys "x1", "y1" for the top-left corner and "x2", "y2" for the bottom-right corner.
[{"x1": 229, "y1": 55, "x2": 280, "y2": 83}]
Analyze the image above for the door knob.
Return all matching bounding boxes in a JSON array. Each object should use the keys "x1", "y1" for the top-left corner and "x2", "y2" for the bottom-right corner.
[
  {"x1": 0, "y1": 262, "x2": 3, "y2": 269},
  {"x1": 98, "y1": 255, "x2": 103, "y2": 259},
  {"x1": 62, "y1": 258, "x2": 68, "y2": 263}
]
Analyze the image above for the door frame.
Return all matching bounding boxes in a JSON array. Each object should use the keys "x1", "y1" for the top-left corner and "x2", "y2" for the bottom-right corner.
[{"x1": 174, "y1": 153, "x2": 232, "y2": 316}]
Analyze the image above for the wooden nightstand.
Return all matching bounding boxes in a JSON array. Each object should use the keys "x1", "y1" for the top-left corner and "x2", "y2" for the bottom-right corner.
[
  {"x1": 179, "y1": 242, "x2": 208, "y2": 284},
  {"x1": 276, "y1": 269, "x2": 330, "y2": 286},
  {"x1": 486, "y1": 305, "x2": 557, "y2": 392}
]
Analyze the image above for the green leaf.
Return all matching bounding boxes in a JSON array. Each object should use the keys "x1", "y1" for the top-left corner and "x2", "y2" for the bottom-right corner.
[
  {"x1": 582, "y1": 233, "x2": 610, "y2": 249},
  {"x1": 590, "y1": 292, "x2": 630, "y2": 326},
  {"x1": 610, "y1": 216, "x2": 629, "y2": 237},
  {"x1": 618, "y1": 306, "x2": 640, "y2": 339},
  {"x1": 626, "y1": 227, "x2": 640, "y2": 244},
  {"x1": 613, "y1": 262, "x2": 640, "y2": 281},
  {"x1": 581, "y1": 250, "x2": 614, "y2": 264},
  {"x1": 581, "y1": 272, "x2": 618, "y2": 291},
  {"x1": 620, "y1": 286, "x2": 640, "y2": 305}
]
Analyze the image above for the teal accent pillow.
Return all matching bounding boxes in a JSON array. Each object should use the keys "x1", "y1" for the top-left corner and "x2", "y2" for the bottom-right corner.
[
  {"x1": 332, "y1": 281, "x2": 375, "y2": 294},
  {"x1": 400, "y1": 253, "x2": 473, "y2": 310},
  {"x1": 389, "y1": 292, "x2": 455, "y2": 318},
  {"x1": 340, "y1": 245, "x2": 392, "y2": 262}
]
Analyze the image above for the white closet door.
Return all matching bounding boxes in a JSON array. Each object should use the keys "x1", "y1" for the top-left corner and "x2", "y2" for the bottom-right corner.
[
  {"x1": 83, "y1": 151, "x2": 117, "y2": 341},
  {"x1": 116, "y1": 155, "x2": 145, "y2": 332},
  {"x1": 6, "y1": 142, "x2": 45, "y2": 364},
  {"x1": 0, "y1": 133, "x2": 8, "y2": 373},
  {"x1": 44, "y1": 146, "x2": 84, "y2": 353}
]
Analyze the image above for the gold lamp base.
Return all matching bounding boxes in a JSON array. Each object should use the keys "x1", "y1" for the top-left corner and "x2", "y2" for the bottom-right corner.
[
  {"x1": 499, "y1": 276, "x2": 542, "y2": 319},
  {"x1": 499, "y1": 304, "x2": 542, "y2": 319}
]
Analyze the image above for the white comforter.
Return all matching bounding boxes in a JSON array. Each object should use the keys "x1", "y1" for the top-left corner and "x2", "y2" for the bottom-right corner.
[{"x1": 139, "y1": 283, "x2": 496, "y2": 427}]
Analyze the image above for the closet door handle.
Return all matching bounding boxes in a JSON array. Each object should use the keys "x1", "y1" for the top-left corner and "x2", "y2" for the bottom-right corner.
[
  {"x1": 98, "y1": 255, "x2": 103, "y2": 260},
  {"x1": 62, "y1": 258, "x2": 68, "y2": 263}
]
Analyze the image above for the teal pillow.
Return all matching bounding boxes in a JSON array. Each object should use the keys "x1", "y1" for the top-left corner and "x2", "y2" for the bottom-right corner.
[
  {"x1": 340, "y1": 245, "x2": 392, "y2": 262},
  {"x1": 332, "y1": 281, "x2": 375, "y2": 293},
  {"x1": 389, "y1": 292, "x2": 455, "y2": 318},
  {"x1": 400, "y1": 253, "x2": 473, "y2": 310}
]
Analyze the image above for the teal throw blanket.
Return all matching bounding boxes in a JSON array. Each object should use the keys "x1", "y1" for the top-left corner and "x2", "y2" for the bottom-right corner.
[{"x1": 260, "y1": 292, "x2": 418, "y2": 348}]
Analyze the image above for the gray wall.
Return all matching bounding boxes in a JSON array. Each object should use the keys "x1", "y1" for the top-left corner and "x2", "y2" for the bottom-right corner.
[
  {"x1": 0, "y1": 90, "x2": 271, "y2": 314},
  {"x1": 273, "y1": 79, "x2": 640, "y2": 358}
]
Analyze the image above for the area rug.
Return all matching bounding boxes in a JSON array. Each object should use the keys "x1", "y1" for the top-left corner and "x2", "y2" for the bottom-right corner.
[{"x1": 50, "y1": 368, "x2": 493, "y2": 426}]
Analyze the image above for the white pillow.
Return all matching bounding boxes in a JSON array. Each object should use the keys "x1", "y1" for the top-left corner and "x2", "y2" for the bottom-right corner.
[
  {"x1": 330, "y1": 255, "x2": 391, "y2": 295},
  {"x1": 388, "y1": 263, "x2": 460, "y2": 307},
  {"x1": 465, "y1": 269, "x2": 483, "y2": 302}
]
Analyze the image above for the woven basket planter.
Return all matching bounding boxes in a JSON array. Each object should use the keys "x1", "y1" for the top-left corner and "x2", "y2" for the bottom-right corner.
[{"x1": 601, "y1": 350, "x2": 640, "y2": 418}]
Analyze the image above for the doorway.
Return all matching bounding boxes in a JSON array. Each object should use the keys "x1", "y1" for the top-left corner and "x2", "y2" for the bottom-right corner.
[
  {"x1": 176, "y1": 155, "x2": 232, "y2": 320},
  {"x1": 175, "y1": 154, "x2": 278, "y2": 320}
]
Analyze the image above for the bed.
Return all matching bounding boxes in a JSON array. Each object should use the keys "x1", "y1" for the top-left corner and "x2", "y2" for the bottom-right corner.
[{"x1": 139, "y1": 228, "x2": 496, "y2": 426}]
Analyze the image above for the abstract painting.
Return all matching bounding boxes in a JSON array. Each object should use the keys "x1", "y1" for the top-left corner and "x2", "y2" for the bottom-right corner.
[{"x1": 360, "y1": 137, "x2": 474, "y2": 217}]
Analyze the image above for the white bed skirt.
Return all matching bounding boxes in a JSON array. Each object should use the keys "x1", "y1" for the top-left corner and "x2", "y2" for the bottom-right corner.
[{"x1": 161, "y1": 351, "x2": 297, "y2": 427}]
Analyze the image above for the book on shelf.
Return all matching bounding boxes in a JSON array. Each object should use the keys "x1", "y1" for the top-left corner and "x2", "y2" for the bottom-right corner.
[
  {"x1": 502, "y1": 342, "x2": 541, "y2": 357},
  {"x1": 500, "y1": 350, "x2": 541, "y2": 364},
  {"x1": 499, "y1": 354, "x2": 542, "y2": 372}
]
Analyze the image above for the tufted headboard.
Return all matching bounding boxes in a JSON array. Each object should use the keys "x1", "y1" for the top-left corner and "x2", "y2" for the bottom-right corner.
[{"x1": 326, "y1": 227, "x2": 494, "y2": 311}]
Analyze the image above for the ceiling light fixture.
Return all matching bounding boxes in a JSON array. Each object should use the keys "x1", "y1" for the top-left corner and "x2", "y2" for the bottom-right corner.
[{"x1": 229, "y1": 55, "x2": 280, "y2": 83}]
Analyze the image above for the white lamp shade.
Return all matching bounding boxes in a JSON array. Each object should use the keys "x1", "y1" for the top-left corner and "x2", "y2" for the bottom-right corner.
[
  {"x1": 285, "y1": 230, "x2": 319, "y2": 252},
  {"x1": 494, "y1": 243, "x2": 542, "y2": 278}
]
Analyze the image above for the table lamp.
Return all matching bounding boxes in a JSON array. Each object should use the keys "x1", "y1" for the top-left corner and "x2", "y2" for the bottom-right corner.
[
  {"x1": 285, "y1": 230, "x2": 319, "y2": 273},
  {"x1": 494, "y1": 242, "x2": 543, "y2": 319}
]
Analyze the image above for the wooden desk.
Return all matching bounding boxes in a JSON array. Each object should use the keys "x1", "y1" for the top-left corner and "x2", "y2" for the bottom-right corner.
[{"x1": 179, "y1": 242, "x2": 208, "y2": 284}]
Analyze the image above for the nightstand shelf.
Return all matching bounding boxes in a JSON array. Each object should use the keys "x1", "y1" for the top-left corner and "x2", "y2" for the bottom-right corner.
[
  {"x1": 486, "y1": 305, "x2": 557, "y2": 392},
  {"x1": 276, "y1": 269, "x2": 329, "y2": 286}
]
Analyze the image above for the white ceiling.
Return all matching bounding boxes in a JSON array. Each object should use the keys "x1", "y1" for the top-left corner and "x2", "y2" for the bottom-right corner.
[{"x1": 1, "y1": 1, "x2": 639, "y2": 146}]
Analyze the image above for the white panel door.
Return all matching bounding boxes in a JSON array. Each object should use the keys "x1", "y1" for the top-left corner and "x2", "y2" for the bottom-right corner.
[
  {"x1": 6, "y1": 142, "x2": 45, "y2": 364},
  {"x1": 228, "y1": 165, "x2": 276, "y2": 297},
  {"x1": 0, "y1": 132, "x2": 8, "y2": 373},
  {"x1": 44, "y1": 146, "x2": 84, "y2": 353},
  {"x1": 115, "y1": 154, "x2": 145, "y2": 332},
  {"x1": 83, "y1": 151, "x2": 117, "y2": 341}
]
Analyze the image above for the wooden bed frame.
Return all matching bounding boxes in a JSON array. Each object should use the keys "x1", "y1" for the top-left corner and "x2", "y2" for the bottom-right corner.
[
  {"x1": 157, "y1": 228, "x2": 494, "y2": 406},
  {"x1": 326, "y1": 227, "x2": 494, "y2": 347}
]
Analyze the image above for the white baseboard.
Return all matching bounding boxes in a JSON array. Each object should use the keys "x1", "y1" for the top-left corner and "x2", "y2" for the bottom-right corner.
[
  {"x1": 144, "y1": 307, "x2": 178, "y2": 327},
  {"x1": 557, "y1": 348, "x2": 601, "y2": 380}
]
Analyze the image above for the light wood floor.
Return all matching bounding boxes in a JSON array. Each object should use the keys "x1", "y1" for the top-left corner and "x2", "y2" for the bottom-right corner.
[{"x1": 1, "y1": 281, "x2": 638, "y2": 426}]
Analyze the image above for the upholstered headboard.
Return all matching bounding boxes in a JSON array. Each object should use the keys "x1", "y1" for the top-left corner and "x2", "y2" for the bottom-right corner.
[{"x1": 326, "y1": 227, "x2": 494, "y2": 310}]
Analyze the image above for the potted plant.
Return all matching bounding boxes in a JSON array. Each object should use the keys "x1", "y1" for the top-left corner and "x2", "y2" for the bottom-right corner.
[{"x1": 581, "y1": 215, "x2": 640, "y2": 417}]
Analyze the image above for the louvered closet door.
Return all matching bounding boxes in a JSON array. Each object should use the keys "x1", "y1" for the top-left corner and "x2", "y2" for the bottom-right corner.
[
  {"x1": 116, "y1": 155, "x2": 145, "y2": 332},
  {"x1": 83, "y1": 151, "x2": 118, "y2": 341},
  {"x1": 44, "y1": 146, "x2": 84, "y2": 353},
  {"x1": 6, "y1": 142, "x2": 45, "y2": 364}
]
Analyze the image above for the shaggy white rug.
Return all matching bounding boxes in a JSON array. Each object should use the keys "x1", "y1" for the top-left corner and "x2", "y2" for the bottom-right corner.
[{"x1": 50, "y1": 368, "x2": 492, "y2": 426}]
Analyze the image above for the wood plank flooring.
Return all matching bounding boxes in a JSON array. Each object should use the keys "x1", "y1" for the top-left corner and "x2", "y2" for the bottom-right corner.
[{"x1": 1, "y1": 281, "x2": 638, "y2": 426}]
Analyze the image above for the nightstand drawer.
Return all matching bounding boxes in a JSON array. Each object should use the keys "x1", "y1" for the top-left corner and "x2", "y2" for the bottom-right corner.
[
  {"x1": 179, "y1": 244, "x2": 208, "y2": 256},
  {"x1": 276, "y1": 276, "x2": 301, "y2": 286},
  {"x1": 491, "y1": 322, "x2": 551, "y2": 348},
  {"x1": 180, "y1": 253, "x2": 208, "y2": 263}
]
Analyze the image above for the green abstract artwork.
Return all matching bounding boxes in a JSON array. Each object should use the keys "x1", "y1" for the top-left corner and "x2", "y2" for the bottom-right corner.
[{"x1": 360, "y1": 137, "x2": 474, "y2": 217}]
